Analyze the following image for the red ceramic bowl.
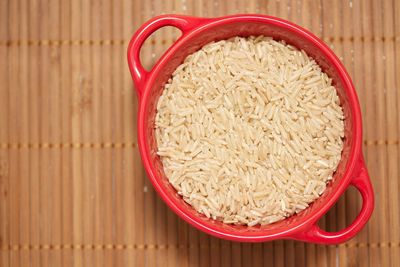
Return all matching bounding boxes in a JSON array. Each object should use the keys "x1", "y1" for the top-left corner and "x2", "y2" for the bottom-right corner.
[{"x1": 127, "y1": 14, "x2": 374, "y2": 244}]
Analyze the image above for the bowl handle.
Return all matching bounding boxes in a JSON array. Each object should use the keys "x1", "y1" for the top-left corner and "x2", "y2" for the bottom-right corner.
[
  {"x1": 127, "y1": 15, "x2": 209, "y2": 98},
  {"x1": 292, "y1": 156, "x2": 374, "y2": 244}
]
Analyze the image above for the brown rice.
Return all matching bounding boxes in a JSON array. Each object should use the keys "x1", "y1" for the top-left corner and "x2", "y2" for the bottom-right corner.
[{"x1": 155, "y1": 36, "x2": 344, "y2": 226}]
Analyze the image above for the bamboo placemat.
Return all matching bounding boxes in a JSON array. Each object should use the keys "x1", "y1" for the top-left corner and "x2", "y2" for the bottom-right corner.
[{"x1": 0, "y1": 0, "x2": 399, "y2": 266}]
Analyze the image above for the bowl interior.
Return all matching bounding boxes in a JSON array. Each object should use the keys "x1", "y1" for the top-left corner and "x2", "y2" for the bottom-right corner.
[{"x1": 141, "y1": 18, "x2": 356, "y2": 237}]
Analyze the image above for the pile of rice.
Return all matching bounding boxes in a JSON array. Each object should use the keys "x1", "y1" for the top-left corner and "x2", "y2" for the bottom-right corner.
[{"x1": 155, "y1": 36, "x2": 344, "y2": 226}]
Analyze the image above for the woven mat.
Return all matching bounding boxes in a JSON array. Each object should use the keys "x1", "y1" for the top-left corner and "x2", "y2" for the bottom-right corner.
[{"x1": 1, "y1": 0, "x2": 399, "y2": 266}]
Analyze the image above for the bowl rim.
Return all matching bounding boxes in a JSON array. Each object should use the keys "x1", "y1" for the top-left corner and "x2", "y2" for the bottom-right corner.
[{"x1": 135, "y1": 14, "x2": 363, "y2": 242}]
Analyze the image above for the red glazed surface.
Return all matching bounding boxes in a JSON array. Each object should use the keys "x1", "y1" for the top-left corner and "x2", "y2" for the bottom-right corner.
[{"x1": 127, "y1": 14, "x2": 374, "y2": 244}]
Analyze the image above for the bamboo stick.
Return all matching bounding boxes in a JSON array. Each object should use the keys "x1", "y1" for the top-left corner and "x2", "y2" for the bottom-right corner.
[
  {"x1": 47, "y1": 0, "x2": 63, "y2": 265},
  {"x1": 371, "y1": 0, "x2": 390, "y2": 266},
  {"x1": 70, "y1": 0, "x2": 84, "y2": 265},
  {"x1": 8, "y1": 0, "x2": 21, "y2": 265},
  {"x1": 382, "y1": 0, "x2": 400, "y2": 265},
  {"x1": 394, "y1": 1, "x2": 400, "y2": 265},
  {"x1": 121, "y1": 0, "x2": 137, "y2": 263},
  {"x1": 28, "y1": 0, "x2": 42, "y2": 265},
  {"x1": 59, "y1": 0, "x2": 73, "y2": 264},
  {"x1": 1, "y1": 0, "x2": 10, "y2": 264},
  {"x1": 361, "y1": 0, "x2": 380, "y2": 265},
  {"x1": 0, "y1": 0, "x2": 9, "y2": 261},
  {"x1": 112, "y1": 0, "x2": 127, "y2": 265},
  {"x1": 18, "y1": 0, "x2": 31, "y2": 265},
  {"x1": 79, "y1": 0, "x2": 94, "y2": 265},
  {"x1": 90, "y1": 0, "x2": 104, "y2": 265},
  {"x1": 101, "y1": 0, "x2": 115, "y2": 265},
  {"x1": 351, "y1": 0, "x2": 370, "y2": 266}
]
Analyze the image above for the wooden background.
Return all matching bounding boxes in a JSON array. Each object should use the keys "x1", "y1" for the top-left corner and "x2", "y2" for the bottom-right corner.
[{"x1": 0, "y1": 0, "x2": 399, "y2": 266}]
